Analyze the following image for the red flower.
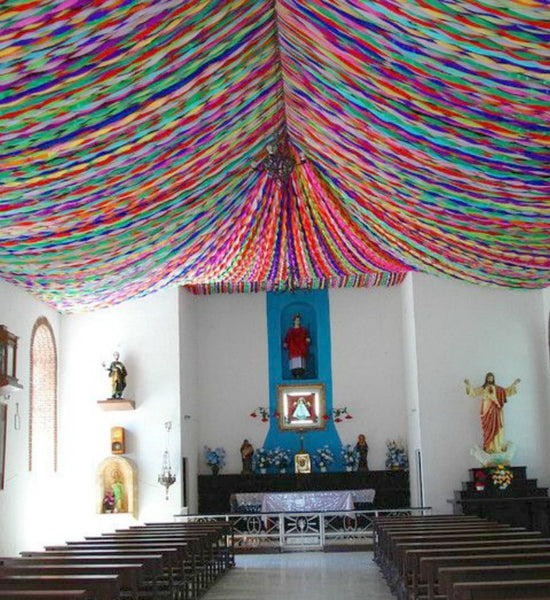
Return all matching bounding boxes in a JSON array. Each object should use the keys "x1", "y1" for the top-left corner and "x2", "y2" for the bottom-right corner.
[
  {"x1": 323, "y1": 414, "x2": 330, "y2": 420},
  {"x1": 261, "y1": 417, "x2": 268, "y2": 422},
  {"x1": 345, "y1": 414, "x2": 353, "y2": 419},
  {"x1": 335, "y1": 418, "x2": 342, "y2": 423},
  {"x1": 250, "y1": 412, "x2": 257, "y2": 418}
]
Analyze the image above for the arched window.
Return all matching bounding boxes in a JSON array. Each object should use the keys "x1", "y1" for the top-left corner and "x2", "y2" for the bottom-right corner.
[{"x1": 29, "y1": 317, "x2": 57, "y2": 471}]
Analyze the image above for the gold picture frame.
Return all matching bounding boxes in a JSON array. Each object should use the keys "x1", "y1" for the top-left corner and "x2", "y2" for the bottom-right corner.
[
  {"x1": 294, "y1": 451, "x2": 311, "y2": 474},
  {"x1": 277, "y1": 383, "x2": 326, "y2": 431}
]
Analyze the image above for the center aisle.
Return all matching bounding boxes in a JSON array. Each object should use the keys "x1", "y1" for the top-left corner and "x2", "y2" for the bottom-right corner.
[{"x1": 202, "y1": 551, "x2": 393, "y2": 600}]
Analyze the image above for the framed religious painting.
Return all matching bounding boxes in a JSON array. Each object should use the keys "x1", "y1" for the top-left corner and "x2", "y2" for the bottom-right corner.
[{"x1": 277, "y1": 383, "x2": 326, "y2": 431}]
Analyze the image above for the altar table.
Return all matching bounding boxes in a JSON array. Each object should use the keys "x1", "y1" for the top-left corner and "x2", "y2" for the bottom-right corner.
[{"x1": 231, "y1": 489, "x2": 375, "y2": 513}]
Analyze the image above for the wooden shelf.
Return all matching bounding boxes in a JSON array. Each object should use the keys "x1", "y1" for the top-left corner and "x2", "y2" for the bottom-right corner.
[{"x1": 97, "y1": 398, "x2": 135, "y2": 411}]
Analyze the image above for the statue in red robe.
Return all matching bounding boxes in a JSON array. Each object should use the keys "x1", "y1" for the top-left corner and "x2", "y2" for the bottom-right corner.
[
  {"x1": 283, "y1": 313, "x2": 310, "y2": 378},
  {"x1": 465, "y1": 372, "x2": 520, "y2": 454}
]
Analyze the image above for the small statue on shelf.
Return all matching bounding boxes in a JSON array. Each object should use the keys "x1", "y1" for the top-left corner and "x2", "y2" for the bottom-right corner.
[
  {"x1": 240, "y1": 439, "x2": 254, "y2": 475},
  {"x1": 356, "y1": 433, "x2": 369, "y2": 472},
  {"x1": 102, "y1": 351, "x2": 127, "y2": 399}
]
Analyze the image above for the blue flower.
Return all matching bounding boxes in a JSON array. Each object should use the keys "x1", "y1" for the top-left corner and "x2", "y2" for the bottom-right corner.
[{"x1": 204, "y1": 446, "x2": 226, "y2": 469}]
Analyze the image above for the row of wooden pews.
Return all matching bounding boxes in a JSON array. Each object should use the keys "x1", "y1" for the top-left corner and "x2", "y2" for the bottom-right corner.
[
  {"x1": 373, "y1": 514, "x2": 550, "y2": 600},
  {"x1": 0, "y1": 519, "x2": 234, "y2": 600}
]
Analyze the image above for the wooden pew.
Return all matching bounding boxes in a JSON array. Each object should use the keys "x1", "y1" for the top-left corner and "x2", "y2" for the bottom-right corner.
[
  {"x1": 377, "y1": 522, "x2": 517, "y2": 569},
  {"x1": 373, "y1": 515, "x2": 544, "y2": 598},
  {"x1": 388, "y1": 528, "x2": 542, "y2": 587},
  {"x1": 0, "y1": 592, "x2": 88, "y2": 599},
  {"x1": 136, "y1": 521, "x2": 235, "y2": 571},
  {"x1": 405, "y1": 544, "x2": 550, "y2": 599},
  {"x1": 391, "y1": 532, "x2": 544, "y2": 598},
  {"x1": 2, "y1": 554, "x2": 163, "y2": 597},
  {"x1": 74, "y1": 535, "x2": 202, "y2": 598},
  {"x1": 438, "y1": 563, "x2": 550, "y2": 600},
  {"x1": 0, "y1": 574, "x2": 120, "y2": 600},
  {"x1": 0, "y1": 563, "x2": 142, "y2": 600},
  {"x1": 452, "y1": 578, "x2": 550, "y2": 599},
  {"x1": 21, "y1": 548, "x2": 179, "y2": 600},
  {"x1": 423, "y1": 553, "x2": 550, "y2": 600},
  {"x1": 104, "y1": 523, "x2": 232, "y2": 592}
]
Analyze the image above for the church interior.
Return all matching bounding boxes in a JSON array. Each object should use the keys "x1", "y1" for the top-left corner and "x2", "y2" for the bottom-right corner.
[{"x1": 0, "y1": 0, "x2": 549, "y2": 595}]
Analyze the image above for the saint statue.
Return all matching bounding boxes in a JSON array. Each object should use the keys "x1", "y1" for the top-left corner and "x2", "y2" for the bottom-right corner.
[
  {"x1": 283, "y1": 313, "x2": 310, "y2": 378},
  {"x1": 111, "y1": 469, "x2": 124, "y2": 512},
  {"x1": 292, "y1": 396, "x2": 312, "y2": 421},
  {"x1": 356, "y1": 433, "x2": 369, "y2": 472},
  {"x1": 464, "y1": 372, "x2": 520, "y2": 454},
  {"x1": 240, "y1": 439, "x2": 254, "y2": 475},
  {"x1": 103, "y1": 351, "x2": 127, "y2": 399}
]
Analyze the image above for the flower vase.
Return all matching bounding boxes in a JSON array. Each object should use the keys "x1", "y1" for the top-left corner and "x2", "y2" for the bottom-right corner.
[
  {"x1": 320, "y1": 466, "x2": 327, "y2": 473},
  {"x1": 211, "y1": 465, "x2": 219, "y2": 475}
]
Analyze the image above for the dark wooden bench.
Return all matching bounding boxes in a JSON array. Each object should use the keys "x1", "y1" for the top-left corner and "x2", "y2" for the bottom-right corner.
[
  {"x1": 0, "y1": 574, "x2": 120, "y2": 600},
  {"x1": 423, "y1": 554, "x2": 550, "y2": 600},
  {"x1": 20, "y1": 548, "x2": 178, "y2": 600},
  {"x1": 452, "y1": 578, "x2": 550, "y2": 599},
  {"x1": 0, "y1": 563, "x2": 142, "y2": 600},
  {"x1": 390, "y1": 532, "x2": 544, "y2": 597},
  {"x1": 0, "y1": 592, "x2": 88, "y2": 599},
  {"x1": 404, "y1": 544, "x2": 550, "y2": 599},
  {"x1": 76, "y1": 535, "x2": 204, "y2": 597}
]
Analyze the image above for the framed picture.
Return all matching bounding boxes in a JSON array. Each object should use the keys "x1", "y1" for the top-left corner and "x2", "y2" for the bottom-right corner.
[
  {"x1": 277, "y1": 383, "x2": 326, "y2": 431},
  {"x1": 294, "y1": 451, "x2": 311, "y2": 474}
]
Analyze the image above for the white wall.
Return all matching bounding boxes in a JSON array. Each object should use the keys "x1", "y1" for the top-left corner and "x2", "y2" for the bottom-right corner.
[
  {"x1": 329, "y1": 286, "x2": 408, "y2": 469},
  {"x1": 179, "y1": 289, "x2": 199, "y2": 512},
  {"x1": 0, "y1": 280, "x2": 61, "y2": 555},
  {"x1": 412, "y1": 273, "x2": 550, "y2": 513},
  {"x1": 195, "y1": 293, "x2": 270, "y2": 474},
  {"x1": 0, "y1": 282, "x2": 184, "y2": 556},
  {"x1": 59, "y1": 286, "x2": 183, "y2": 530}
]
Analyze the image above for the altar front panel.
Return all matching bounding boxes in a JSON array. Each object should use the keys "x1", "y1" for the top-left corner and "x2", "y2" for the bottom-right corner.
[{"x1": 198, "y1": 471, "x2": 408, "y2": 514}]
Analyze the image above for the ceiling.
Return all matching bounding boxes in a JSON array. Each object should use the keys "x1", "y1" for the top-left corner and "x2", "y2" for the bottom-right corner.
[{"x1": 0, "y1": 0, "x2": 548, "y2": 312}]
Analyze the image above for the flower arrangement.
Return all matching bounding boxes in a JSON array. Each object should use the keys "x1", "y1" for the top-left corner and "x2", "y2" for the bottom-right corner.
[
  {"x1": 250, "y1": 406, "x2": 272, "y2": 422},
  {"x1": 254, "y1": 447, "x2": 273, "y2": 471},
  {"x1": 272, "y1": 447, "x2": 291, "y2": 472},
  {"x1": 385, "y1": 439, "x2": 408, "y2": 470},
  {"x1": 341, "y1": 444, "x2": 359, "y2": 469},
  {"x1": 314, "y1": 445, "x2": 335, "y2": 470},
  {"x1": 102, "y1": 492, "x2": 115, "y2": 513},
  {"x1": 322, "y1": 407, "x2": 353, "y2": 423},
  {"x1": 473, "y1": 469, "x2": 488, "y2": 491},
  {"x1": 491, "y1": 464, "x2": 514, "y2": 490},
  {"x1": 204, "y1": 446, "x2": 226, "y2": 473}
]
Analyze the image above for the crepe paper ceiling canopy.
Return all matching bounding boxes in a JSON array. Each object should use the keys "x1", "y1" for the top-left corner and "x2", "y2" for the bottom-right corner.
[{"x1": 0, "y1": 0, "x2": 548, "y2": 313}]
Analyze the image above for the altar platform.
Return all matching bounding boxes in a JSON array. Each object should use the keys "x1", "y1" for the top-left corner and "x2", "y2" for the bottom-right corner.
[{"x1": 199, "y1": 470, "x2": 409, "y2": 514}]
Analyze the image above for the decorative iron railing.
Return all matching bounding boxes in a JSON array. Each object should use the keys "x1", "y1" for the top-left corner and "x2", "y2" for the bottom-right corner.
[{"x1": 176, "y1": 507, "x2": 431, "y2": 551}]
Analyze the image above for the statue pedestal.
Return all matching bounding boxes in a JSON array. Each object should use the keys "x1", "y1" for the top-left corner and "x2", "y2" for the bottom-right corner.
[{"x1": 97, "y1": 398, "x2": 135, "y2": 411}]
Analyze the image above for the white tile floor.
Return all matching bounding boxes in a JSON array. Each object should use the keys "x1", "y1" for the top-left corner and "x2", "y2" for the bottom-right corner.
[{"x1": 202, "y1": 551, "x2": 394, "y2": 599}]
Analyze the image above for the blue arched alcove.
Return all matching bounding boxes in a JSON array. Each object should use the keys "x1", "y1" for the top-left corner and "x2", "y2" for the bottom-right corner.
[{"x1": 263, "y1": 289, "x2": 342, "y2": 470}]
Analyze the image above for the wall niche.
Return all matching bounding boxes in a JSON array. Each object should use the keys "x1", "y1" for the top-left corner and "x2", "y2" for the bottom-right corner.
[{"x1": 96, "y1": 456, "x2": 138, "y2": 518}]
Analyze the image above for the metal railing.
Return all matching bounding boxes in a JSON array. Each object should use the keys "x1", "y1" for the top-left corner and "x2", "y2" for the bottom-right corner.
[{"x1": 176, "y1": 507, "x2": 431, "y2": 551}]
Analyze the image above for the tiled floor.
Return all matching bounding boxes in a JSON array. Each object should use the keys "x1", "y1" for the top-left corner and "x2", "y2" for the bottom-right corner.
[{"x1": 203, "y1": 551, "x2": 394, "y2": 599}]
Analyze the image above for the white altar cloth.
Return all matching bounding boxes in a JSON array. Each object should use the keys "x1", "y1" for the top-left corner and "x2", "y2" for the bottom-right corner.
[
  {"x1": 262, "y1": 490, "x2": 354, "y2": 512},
  {"x1": 231, "y1": 488, "x2": 375, "y2": 513}
]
